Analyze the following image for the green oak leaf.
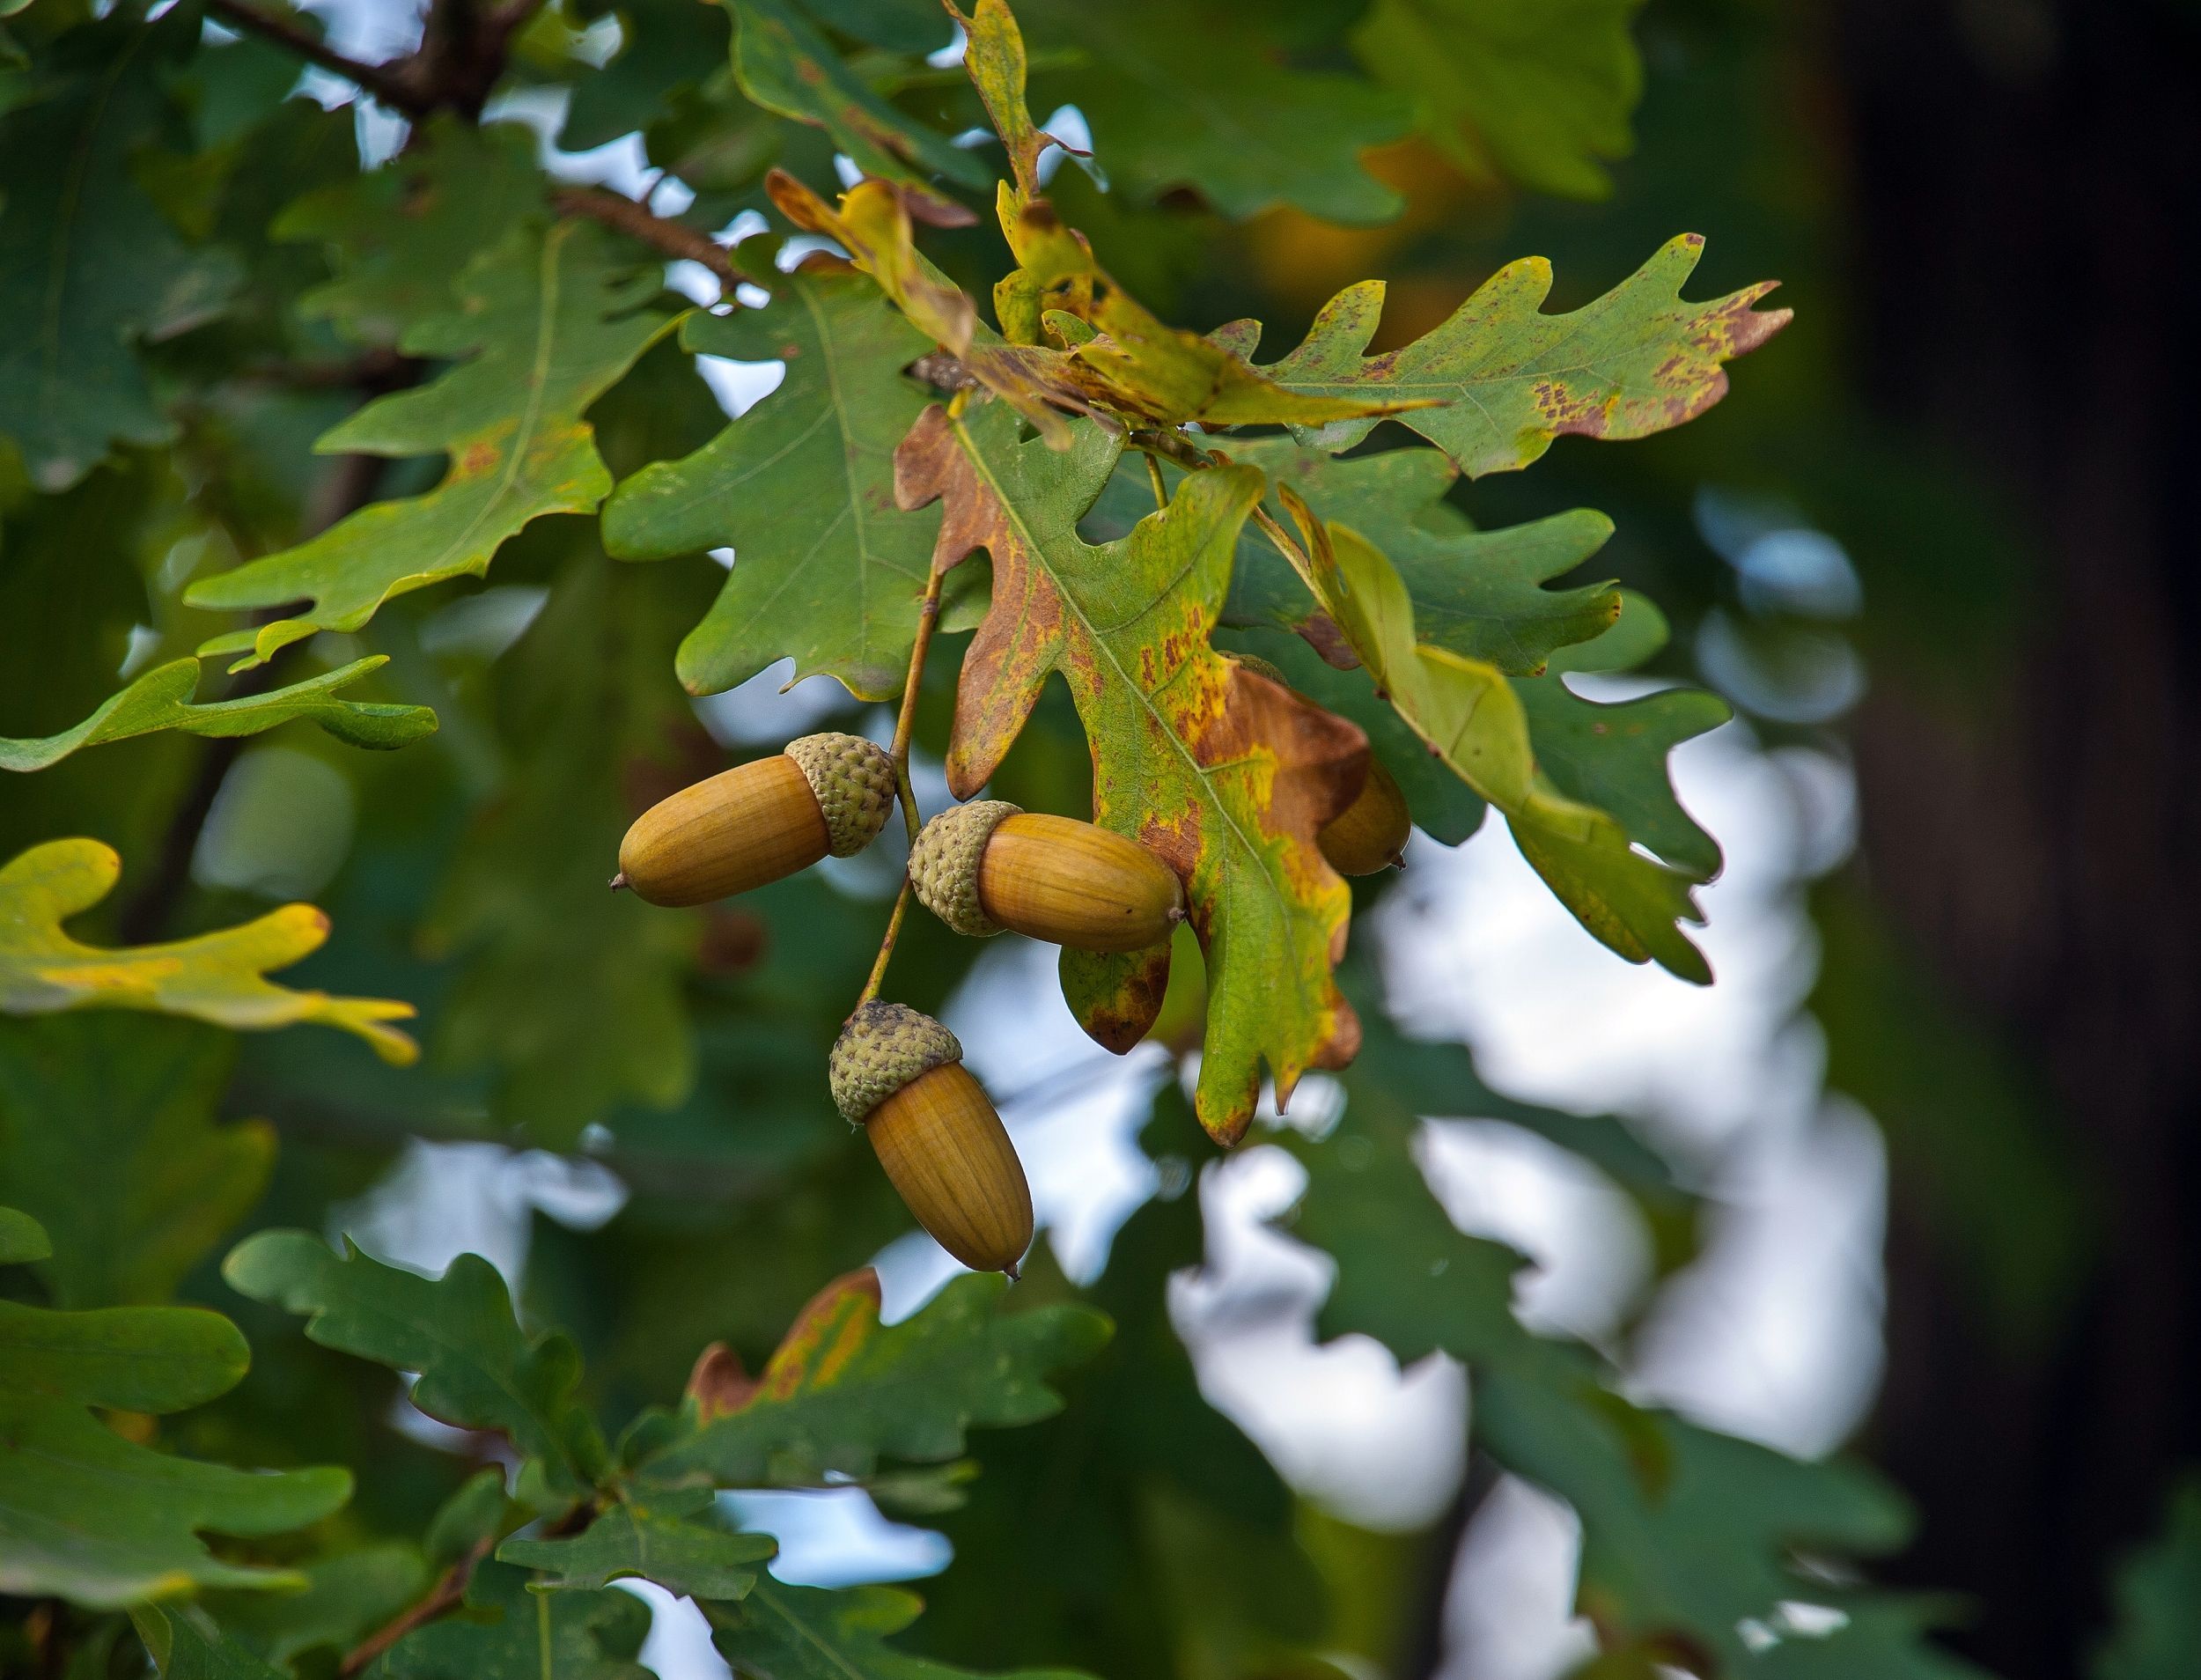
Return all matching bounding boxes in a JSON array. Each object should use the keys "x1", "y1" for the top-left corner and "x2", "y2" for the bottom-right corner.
[
  {"x1": 895, "y1": 401, "x2": 1370, "y2": 1142},
  {"x1": 1283, "y1": 1073, "x2": 1930, "y2": 1675},
  {"x1": 563, "y1": 0, "x2": 732, "y2": 151},
  {"x1": 0, "y1": 838, "x2": 419, "y2": 1062},
  {"x1": 0, "y1": 8, "x2": 204, "y2": 490},
  {"x1": 0, "y1": 656, "x2": 436, "y2": 772},
  {"x1": 0, "y1": 1269, "x2": 350, "y2": 1605},
  {"x1": 185, "y1": 219, "x2": 679, "y2": 670},
  {"x1": 1013, "y1": 0, "x2": 1410, "y2": 225},
  {"x1": 731, "y1": 0, "x2": 989, "y2": 223},
  {"x1": 2098, "y1": 1477, "x2": 2201, "y2": 1680},
  {"x1": 0, "y1": 1014, "x2": 269, "y2": 1308},
  {"x1": 602, "y1": 271, "x2": 942, "y2": 700},
  {"x1": 1237, "y1": 235, "x2": 1790, "y2": 477},
  {"x1": 498, "y1": 1487, "x2": 776, "y2": 1598},
  {"x1": 1351, "y1": 0, "x2": 1644, "y2": 199},
  {"x1": 131, "y1": 1603, "x2": 291, "y2": 1679},
  {"x1": 373, "y1": 1560, "x2": 651, "y2": 1680},
  {"x1": 223, "y1": 1231, "x2": 609, "y2": 1501},
  {"x1": 1275, "y1": 501, "x2": 1710, "y2": 980},
  {"x1": 1514, "y1": 674, "x2": 1727, "y2": 878},
  {"x1": 277, "y1": 116, "x2": 545, "y2": 347},
  {"x1": 706, "y1": 1580, "x2": 1090, "y2": 1680},
  {"x1": 638, "y1": 1267, "x2": 1107, "y2": 1488},
  {"x1": 1218, "y1": 439, "x2": 1622, "y2": 672},
  {"x1": 203, "y1": 1543, "x2": 430, "y2": 1666}
]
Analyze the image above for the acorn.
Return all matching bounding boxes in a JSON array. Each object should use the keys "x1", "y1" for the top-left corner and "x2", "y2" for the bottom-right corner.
[
  {"x1": 830, "y1": 1002, "x2": 1033, "y2": 1275},
  {"x1": 909, "y1": 800, "x2": 1183, "y2": 952},
  {"x1": 1319, "y1": 756, "x2": 1411, "y2": 875},
  {"x1": 615, "y1": 732, "x2": 895, "y2": 906},
  {"x1": 1226, "y1": 653, "x2": 1410, "y2": 876}
]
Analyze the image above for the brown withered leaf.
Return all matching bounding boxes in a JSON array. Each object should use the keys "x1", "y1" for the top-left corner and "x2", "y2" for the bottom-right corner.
[{"x1": 895, "y1": 401, "x2": 1367, "y2": 1143}]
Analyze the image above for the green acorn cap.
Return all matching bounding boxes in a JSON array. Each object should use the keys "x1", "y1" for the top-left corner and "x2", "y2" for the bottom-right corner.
[
  {"x1": 784, "y1": 733, "x2": 897, "y2": 857},
  {"x1": 1228, "y1": 652, "x2": 1292, "y2": 688},
  {"x1": 829, "y1": 1002, "x2": 963, "y2": 1123},
  {"x1": 909, "y1": 799, "x2": 1020, "y2": 938}
]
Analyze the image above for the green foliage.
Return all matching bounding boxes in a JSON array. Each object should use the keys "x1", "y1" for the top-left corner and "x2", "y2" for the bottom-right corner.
[
  {"x1": 603, "y1": 272, "x2": 943, "y2": 700},
  {"x1": 186, "y1": 220, "x2": 678, "y2": 670},
  {"x1": 0, "y1": 3, "x2": 2028, "y2": 1677},
  {"x1": 2094, "y1": 1477, "x2": 2201, "y2": 1680},
  {"x1": 223, "y1": 1231, "x2": 609, "y2": 1501},
  {"x1": 497, "y1": 1488, "x2": 776, "y2": 1597},
  {"x1": 0, "y1": 656, "x2": 435, "y2": 771},
  {"x1": 0, "y1": 1014, "x2": 267, "y2": 1308},
  {"x1": 707, "y1": 1580, "x2": 1089, "y2": 1680},
  {"x1": 0, "y1": 1210, "x2": 351, "y2": 1605},
  {"x1": 636, "y1": 1266, "x2": 1108, "y2": 1488},
  {"x1": 1351, "y1": 0, "x2": 1645, "y2": 198},
  {"x1": 0, "y1": 8, "x2": 210, "y2": 490}
]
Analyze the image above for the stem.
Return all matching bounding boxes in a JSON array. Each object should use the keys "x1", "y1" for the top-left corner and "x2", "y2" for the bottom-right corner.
[
  {"x1": 1144, "y1": 452, "x2": 1169, "y2": 512},
  {"x1": 340, "y1": 1533, "x2": 493, "y2": 1676},
  {"x1": 855, "y1": 563, "x2": 948, "y2": 1010},
  {"x1": 552, "y1": 186, "x2": 754, "y2": 295},
  {"x1": 206, "y1": 0, "x2": 431, "y2": 114}
]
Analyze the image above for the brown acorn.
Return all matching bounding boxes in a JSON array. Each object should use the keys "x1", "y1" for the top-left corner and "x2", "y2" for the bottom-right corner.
[
  {"x1": 615, "y1": 732, "x2": 895, "y2": 906},
  {"x1": 909, "y1": 800, "x2": 1183, "y2": 952},
  {"x1": 1319, "y1": 756, "x2": 1411, "y2": 875},
  {"x1": 829, "y1": 1002, "x2": 1033, "y2": 1275}
]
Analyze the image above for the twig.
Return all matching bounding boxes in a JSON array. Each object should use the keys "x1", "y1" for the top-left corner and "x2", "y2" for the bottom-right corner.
[
  {"x1": 552, "y1": 186, "x2": 753, "y2": 294},
  {"x1": 205, "y1": 0, "x2": 432, "y2": 115},
  {"x1": 340, "y1": 1533, "x2": 493, "y2": 1676},
  {"x1": 854, "y1": 561, "x2": 949, "y2": 1010},
  {"x1": 1144, "y1": 452, "x2": 1169, "y2": 512}
]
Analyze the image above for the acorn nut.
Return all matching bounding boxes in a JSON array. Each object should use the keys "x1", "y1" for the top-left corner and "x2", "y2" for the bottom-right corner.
[
  {"x1": 615, "y1": 732, "x2": 895, "y2": 906},
  {"x1": 830, "y1": 1002, "x2": 1033, "y2": 1275},
  {"x1": 1319, "y1": 756, "x2": 1411, "y2": 875},
  {"x1": 910, "y1": 801, "x2": 1184, "y2": 952}
]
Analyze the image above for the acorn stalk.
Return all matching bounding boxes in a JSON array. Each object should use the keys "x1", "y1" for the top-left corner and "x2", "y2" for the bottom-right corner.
[
  {"x1": 616, "y1": 732, "x2": 894, "y2": 906},
  {"x1": 830, "y1": 1003, "x2": 1033, "y2": 1275},
  {"x1": 909, "y1": 801, "x2": 1183, "y2": 952}
]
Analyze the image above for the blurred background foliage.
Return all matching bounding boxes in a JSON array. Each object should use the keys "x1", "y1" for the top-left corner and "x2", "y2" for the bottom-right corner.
[{"x1": 1, "y1": 0, "x2": 2197, "y2": 1677}]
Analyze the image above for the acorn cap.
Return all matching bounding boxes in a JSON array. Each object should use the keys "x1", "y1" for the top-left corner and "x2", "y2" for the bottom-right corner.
[
  {"x1": 784, "y1": 733, "x2": 897, "y2": 857},
  {"x1": 909, "y1": 799, "x2": 1020, "y2": 938},
  {"x1": 830, "y1": 1001, "x2": 963, "y2": 1123},
  {"x1": 1228, "y1": 652, "x2": 1292, "y2": 687}
]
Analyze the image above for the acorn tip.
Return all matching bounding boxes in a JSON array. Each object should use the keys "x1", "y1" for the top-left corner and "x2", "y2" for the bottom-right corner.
[
  {"x1": 1003, "y1": 1261, "x2": 1021, "y2": 1281},
  {"x1": 609, "y1": 873, "x2": 629, "y2": 892}
]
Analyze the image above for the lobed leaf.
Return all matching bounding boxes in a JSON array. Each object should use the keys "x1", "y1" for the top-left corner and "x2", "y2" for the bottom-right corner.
[
  {"x1": 223, "y1": 1232, "x2": 608, "y2": 1500},
  {"x1": 185, "y1": 219, "x2": 679, "y2": 670},
  {"x1": 131, "y1": 1603, "x2": 293, "y2": 1680},
  {"x1": 372, "y1": 1559, "x2": 652, "y2": 1680},
  {"x1": 706, "y1": 1580, "x2": 1091, "y2": 1680},
  {"x1": 639, "y1": 1267, "x2": 1108, "y2": 1489},
  {"x1": 1238, "y1": 234, "x2": 1788, "y2": 477},
  {"x1": 0, "y1": 1255, "x2": 350, "y2": 1606},
  {"x1": 0, "y1": 839, "x2": 418, "y2": 1062},
  {"x1": 0, "y1": 656, "x2": 435, "y2": 772},
  {"x1": 1273, "y1": 500, "x2": 1711, "y2": 980},
  {"x1": 603, "y1": 272, "x2": 942, "y2": 700},
  {"x1": 498, "y1": 1487, "x2": 776, "y2": 1599},
  {"x1": 895, "y1": 402, "x2": 1369, "y2": 1140}
]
